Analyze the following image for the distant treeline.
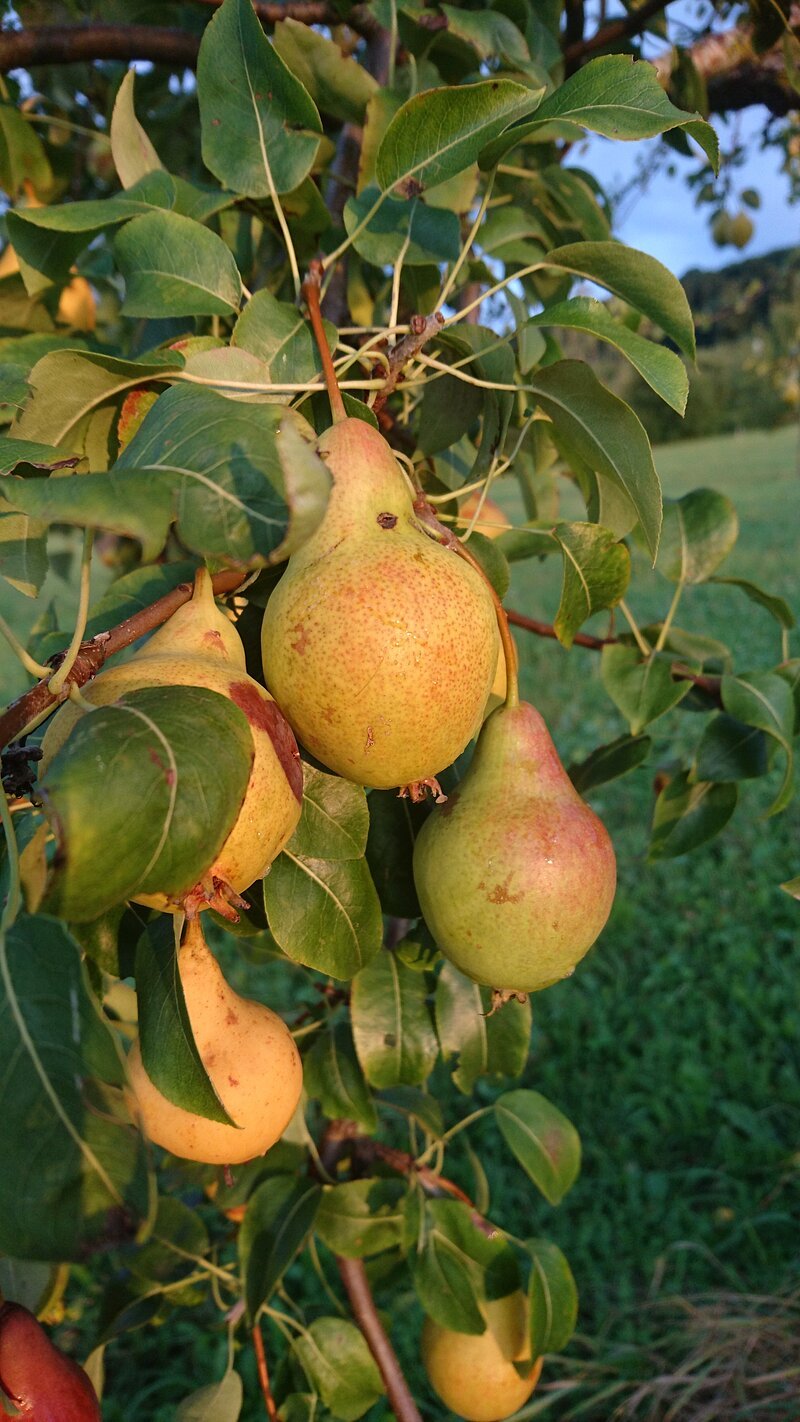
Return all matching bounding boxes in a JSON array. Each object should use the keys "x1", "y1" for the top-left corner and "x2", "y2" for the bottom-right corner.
[{"x1": 565, "y1": 246, "x2": 800, "y2": 443}]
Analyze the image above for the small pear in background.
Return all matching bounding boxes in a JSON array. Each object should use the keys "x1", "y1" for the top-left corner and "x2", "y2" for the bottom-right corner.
[
  {"x1": 127, "y1": 916, "x2": 302, "y2": 1164},
  {"x1": 422, "y1": 1291, "x2": 543, "y2": 1422},
  {"x1": 414, "y1": 701, "x2": 616, "y2": 994},
  {"x1": 41, "y1": 570, "x2": 302, "y2": 913},
  {"x1": 0, "y1": 1302, "x2": 101, "y2": 1421},
  {"x1": 262, "y1": 417, "x2": 499, "y2": 790}
]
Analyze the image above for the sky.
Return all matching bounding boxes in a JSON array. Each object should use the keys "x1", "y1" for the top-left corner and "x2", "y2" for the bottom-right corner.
[{"x1": 571, "y1": 109, "x2": 798, "y2": 278}]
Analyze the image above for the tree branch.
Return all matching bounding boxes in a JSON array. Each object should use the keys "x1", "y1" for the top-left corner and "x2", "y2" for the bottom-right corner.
[
  {"x1": 0, "y1": 568, "x2": 245, "y2": 751},
  {"x1": 653, "y1": 9, "x2": 799, "y2": 117},
  {"x1": 505, "y1": 607, "x2": 723, "y2": 704},
  {"x1": 563, "y1": 0, "x2": 674, "y2": 64},
  {"x1": 336, "y1": 1258, "x2": 424, "y2": 1422},
  {"x1": 0, "y1": 25, "x2": 200, "y2": 73},
  {"x1": 252, "y1": 1322, "x2": 279, "y2": 1422},
  {"x1": 371, "y1": 314, "x2": 445, "y2": 417}
]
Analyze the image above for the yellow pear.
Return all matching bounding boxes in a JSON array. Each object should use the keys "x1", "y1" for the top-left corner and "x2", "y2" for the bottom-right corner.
[
  {"x1": 41, "y1": 570, "x2": 303, "y2": 912},
  {"x1": 459, "y1": 489, "x2": 511, "y2": 538},
  {"x1": 262, "y1": 418, "x2": 499, "y2": 789},
  {"x1": 127, "y1": 918, "x2": 302, "y2": 1164},
  {"x1": 422, "y1": 1291, "x2": 543, "y2": 1422}
]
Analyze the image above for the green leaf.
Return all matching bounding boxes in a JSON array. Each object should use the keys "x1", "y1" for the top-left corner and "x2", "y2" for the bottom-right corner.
[
  {"x1": 413, "y1": 1199, "x2": 519, "y2": 1333},
  {"x1": 435, "y1": 962, "x2": 532, "y2": 1095},
  {"x1": 0, "y1": 498, "x2": 47, "y2": 596},
  {"x1": 568, "y1": 740, "x2": 654, "y2": 807},
  {"x1": 526, "y1": 1238, "x2": 578, "y2": 1357},
  {"x1": 434, "y1": 326, "x2": 516, "y2": 480},
  {"x1": 110, "y1": 70, "x2": 163, "y2": 189},
  {"x1": 481, "y1": 55, "x2": 718, "y2": 170},
  {"x1": 135, "y1": 918, "x2": 233, "y2": 1126},
  {"x1": 379, "y1": 1085, "x2": 443, "y2": 1136},
  {"x1": 304, "y1": 1022, "x2": 378, "y2": 1133},
  {"x1": 350, "y1": 950, "x2": 438, "y2": 1089},
  {"x1": 527, "y1": 297, "x2": 688, "y2": 413},
  {"x1": 291, "y1": 1318, "x2": 383, "y2": 1421},
  {"x1": 232, "y1": 289, "x2": 336, "y2": 386},
  {"x1": 781, "y1": 874, "x2": 800, "y2": 899},
  {"x1": 175, "y1": 1372, "x2": 243, "y2": 1422},
  {"x1": 658, "y1": 489, "x2": 739, "y2": 583},
  {"x1": 494, "y1": 1089, "x2": 581, "y2": 1205},
  {"x1": 547, "y1": 521, "x2": 630, "y2": 648},
  {"x1": 376, "y1": 80, "x2": 540, "y2": 194},
  {"x1": 8, "y1": 388, "x2": 330, "y2": 566},
  {"x1": 649, "y1": 771, "x2": 738, "y2": 859},
  {"x1": 694, "y1": 714, "x2": 768, "y2": 783},
  {"x1": 365, "y1": 790, "x2": 421, "y2": 918},
  {"x1": 0, "y1": 435, "x2": 79, "y2": 476},
  {"x1": 0, "y1": 103, "x2": 52, "y2": 202},
  {"x1": 540, "y1": 241, "x2": 695, "y2": 360},
  {"x1": 114, "y1": 210, "x2": 242, "y2": 317},
  {"x1": 441, "y1": 5, "x2": 530, "y2": 62},
  {"x1": 272, "y1": 19, "x2": 378, "y2": 124},
  {"x1": 344, "y1": 187, "x2": 461, "y2": 266},
  {"x1": 0, "y1": 914, "x2": 152, "y2": 1260},
  {"x1": 529, "y1": 362, "x2": 662, "y2": 556},
  {"x1": 290, "y1": 764, "x2": 369, "y2": 860},
  {"x1": 239, "y1": 1175, "x2": 321, "y2": 1320},
  {"x1": 711, "y1": 577, "x2": 795, "y2": 630},
  {"x1": 198, "y1": 0, "x2": 322, "y2": 197},
  {"x1": 264, "y1": 767, "x2": 381, "y2": 979},
  {"x1": 601, "y1": 644, "x2": 691, "y2": 735},
  {"x1": 315, "y1": 1179, "x2": 405, "y2": 1258},
  {"x1": 12, "y1": 348, "x2": 181, "y2": 461},
  {"x1": 721, "y1": 673, "x2": 795, "y2": 815},
  {"x1": 37, "y1": 686, "x2": 253, "y2": 921}
]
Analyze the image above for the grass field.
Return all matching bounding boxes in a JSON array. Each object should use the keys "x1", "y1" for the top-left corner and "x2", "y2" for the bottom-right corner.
[{"x1": 6, "y1": 424, "x2": 800, "y2": 1418}]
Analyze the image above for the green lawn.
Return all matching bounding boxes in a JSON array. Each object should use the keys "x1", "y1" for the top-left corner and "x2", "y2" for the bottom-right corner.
[{"x1": 7, "y1": 425, "x2": 800, "y2": 1418}]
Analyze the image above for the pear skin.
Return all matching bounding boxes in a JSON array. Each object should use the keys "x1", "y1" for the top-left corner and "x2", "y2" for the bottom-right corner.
[
  {"x1": 0, "y1": 1302, "x2": 101, "y2": 1421},
  {"x1": 40, "y1": 571, "x2": 302, "y2": 910},
  {"x1": 422, "y1": 1292, "x2": 543, "y2": 1422},
  {"x1": 262, "y1": 419, "x2": 499, "y2": 789},
  {"x1": 459, "y1": 489, "x2": 511, "y2": 538},
  {"x1": 413, "y1": 701, "x2": 616, "y2": 993},
  {"x1": 127, "y1": 918, "x2": 302, "y2": 1164}
]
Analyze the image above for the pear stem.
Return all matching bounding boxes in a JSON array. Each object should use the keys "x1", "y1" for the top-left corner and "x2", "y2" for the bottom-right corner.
[
  {"x1": 457, "y1": 542, "x2": 520, "y2": 709},
  {"x1": 303, "y1": 261, "x2": 347, "y2": 425},
  {"x1": 252, "y1": 1321, "x2": 280, "y2": 1422}
]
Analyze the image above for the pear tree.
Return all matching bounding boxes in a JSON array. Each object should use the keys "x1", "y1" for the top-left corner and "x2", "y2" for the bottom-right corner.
[{"x1": 0, "y1": 2, "x2": 797, "y2": 1418}]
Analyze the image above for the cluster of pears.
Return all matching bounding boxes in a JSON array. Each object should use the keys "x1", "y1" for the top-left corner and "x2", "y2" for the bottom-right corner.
[
  {"x1": 0, "y1": 1302, "x2": 101, "y2": 1421},
  {"x1": 41, "y1": 571, "x2": 305, "y2": 1166},
  {"x1": 422, "y1": 1291, "x2": 543, "y2": 1421}
]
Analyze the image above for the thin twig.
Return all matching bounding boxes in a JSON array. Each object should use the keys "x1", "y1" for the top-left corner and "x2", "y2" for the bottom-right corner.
[
  {"x1": 336, "y1": 1258, "x2": 424, "y2": 1422},
  {"x1": 563, "y1": 0, "x2": 675, "y2": 63},
  {"x1": 252, "y1": 1322, "x2": 279, "y2": 1422},
  {"x1": 371, "y1": 314, "x2": 445, "y2": 416},
  {"x1": 0, "y1": 568, "x2": 245, "y2": 751}
]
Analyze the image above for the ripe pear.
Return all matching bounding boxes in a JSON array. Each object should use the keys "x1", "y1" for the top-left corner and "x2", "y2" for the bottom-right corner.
[
  {"x1": 459, "y1": 489, "x2": 511, "y2": 538},
  {"x1": 0, "y1": 1301, "x2": 101, "y2": 1421},
  {"x1": 413, "y1": 701, "x2": 616, "y2": 994},
  {"x1": 40, "y1": 570, "x2": 302, "y2": 912},
  {"x1": 127, "y1": 917, "x2": 302, "y2": 1164},
  {"x1": 261, "y1": 418, "x2": 499, "y2": 789},
  {"x1": 422, "y1": 1291, "x2": 543, "y2": 1422}
]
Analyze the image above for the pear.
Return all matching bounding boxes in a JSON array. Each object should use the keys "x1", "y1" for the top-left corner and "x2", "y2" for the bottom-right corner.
[
  {"x1": 422, "y1": 1291, "x2": 543, "y2": 1422},
  {"x1": 0, "y1": 1301, "x2": 101, "y2": 1421},
  {"x1": 127, "y1": 917, "x2": 302, "y2": 1164},
  {"x1": 41, "y1": 570, "x2": 303, "y2": 913},
  {"x1": 261, "y1": 418, "x2": 499, "y2": 790},
  {"x1": 459, "y1": 489, "x2": 511, "y2": 538},
  {"x1": 413, "y1": 701, "x2": 616, "y2": 994}
]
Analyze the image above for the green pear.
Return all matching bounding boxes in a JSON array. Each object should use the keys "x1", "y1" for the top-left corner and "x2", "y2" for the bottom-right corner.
[
  {"x1": 261, "y1": 418, "x2": 499, "y2": 790},
  {"x1": 413, "y1": 701, "x2": 616, "y2": 994},
  {"x1": 0, "y1": 1301, "x2": 101, "y2": 1420},
  {"x1": 41, "y1": 570, "x2": 302, "y2": 913}
]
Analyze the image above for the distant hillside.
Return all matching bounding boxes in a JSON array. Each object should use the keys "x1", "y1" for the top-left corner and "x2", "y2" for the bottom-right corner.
[
  {"x1": 559, "y1": 245, "x2": 799, "y2": 442},
  {"x1": 680, "y1": 246, "x2": 800, "y2": 348}
]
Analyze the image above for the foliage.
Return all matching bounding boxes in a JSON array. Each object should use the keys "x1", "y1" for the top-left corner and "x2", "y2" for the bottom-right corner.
[{"x1": 0, "y1": 2, "x2": 797, "y2": 1419}]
